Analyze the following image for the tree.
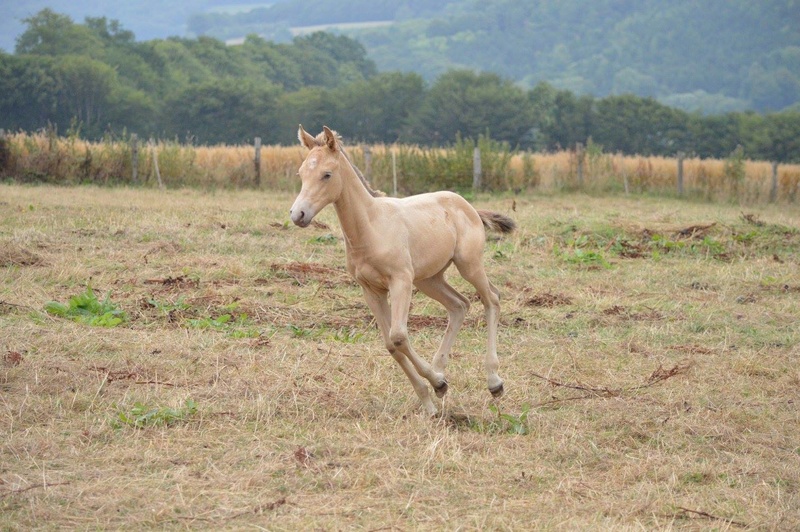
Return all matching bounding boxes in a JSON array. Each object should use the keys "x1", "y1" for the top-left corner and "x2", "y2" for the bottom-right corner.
[
  {"x1": 16, "y1": 9, "x2": 103, "y2": 59},
  {"x1": 272, "y1": 88, "x2": 341, "y2": 145},
  {"x1": 0, "y1": 54, "x2": 60, "y2": 131},
  {"x1": 593, "y1": 95, "x2": 689, "y2": 155},
  {"x1": 540, "y1": 90, "x2": 595, "y2": 151},
  {"x1": 54, "y1": 55, "x2": 118, "y2": 132},
  {"x1": 409, "y1": 70, "x2": 532, "y2": 145},
  {"x1": 161, "y1": 79, "x2": 281, "y2": 144},
  {"x1": 333, "y1": 72, "x2": 425, "y2": 142}
]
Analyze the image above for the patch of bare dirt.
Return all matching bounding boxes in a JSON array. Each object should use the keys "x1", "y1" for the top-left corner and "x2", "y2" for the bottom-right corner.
[
  {"x1": 144, "y1": 275, "x2": 200, "y2": 290},
  {"x1": 599, "y1": 305, "x2": 663, "y2": 321},
  {"x1": 4, "y1": 351, "x2": 24, "y2": 367},
  {"x1": 524, "y1": 292, "x2": 573, "y2": 307},
  {"x1": 673, "y1": 222, "x2": 717, "y2": 238},
  {"x1": 270, "y1": 262, "x2": 353, "y2": 287},
  {"x1": 0, "y1": 242, "x2": 44, "y2": 266}
]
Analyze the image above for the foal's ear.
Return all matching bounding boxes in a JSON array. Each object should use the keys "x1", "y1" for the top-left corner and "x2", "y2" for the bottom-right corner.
[
  {"x1": 297, "y1": 124, "x2": 318, "y2": 150},
  {"x1": 322, "y1": 126, "x2": 338, "y2": 152}
]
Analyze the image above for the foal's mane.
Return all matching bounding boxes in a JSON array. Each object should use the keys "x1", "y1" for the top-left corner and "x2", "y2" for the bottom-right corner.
[{"x1": 314, "y1": 129, "x2": 385, "y2": 198}]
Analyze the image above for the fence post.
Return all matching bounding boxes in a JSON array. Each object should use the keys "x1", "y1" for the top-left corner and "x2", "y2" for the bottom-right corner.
[
  {"x1": 576, "y1": 142, "x2": 584, "y2": 188},
  {"x1": 149, "y1": 139, "x2": 164, "y2": 189},
  {"x1": 392, "y1": 148, "x2": 398, "y2": 197},
  {"x1": 0, "y1": 129, "x2": 6, "y2": 173},
  {"x1": 254, "y1": 136, "x2": 262, "y2": 187},
  {"x1": 364, "y1": 146, "x2": 372, "y2": 180},
  {"x1": 473, "y1": 147, "x2": 482, "y2": 190},
  {"x1": 677, "y1": 151, "x2": 685, "y2": 196},
  {"x1": 130, "y1": 134, "x2": 139, "y2": 184},
  {"x1": 770, "y1": 161, "x2": 778, "y2": 203}
]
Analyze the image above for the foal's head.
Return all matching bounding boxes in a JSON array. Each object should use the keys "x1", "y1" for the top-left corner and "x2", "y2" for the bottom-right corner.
[{"x1": 290, "y1": 125, "x2": 348, "y2": 227}]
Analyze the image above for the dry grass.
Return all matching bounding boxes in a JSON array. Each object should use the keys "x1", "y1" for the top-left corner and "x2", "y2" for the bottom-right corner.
[
  {"x1": 1, "y1": 184, "x2": 799, "y2": 529},
  {"x1": 5, "y1": 131, "x2": 800, "y2": 203}
]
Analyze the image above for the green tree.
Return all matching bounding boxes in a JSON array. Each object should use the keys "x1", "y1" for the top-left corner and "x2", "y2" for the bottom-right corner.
[
  {"x1": 541, "y1": 90, "x2": 595, "y2": 151},
  {"x1": 409, "y1": 70, "x2": 532, "y2": 145},
  {"x1": 272, "y1": 88, "x2": 341, "y2": 145},
  {"x1": 0, "y1": 54, "x2": 60, "y2": 130},
  {"x1": 593, "y1": 95, "x2": 689, "y2": 155},
  {"x1": 16, "y1": 9, "x2": 103, "y2": 58},
  {"x1": 161, "y1": 79, "x2": 281, "y2": 144},
  {"x1": 54, "y1": 55, "x2": 118, "y2": 132},
  {"x1": 333, "y1": 72, "x2": 425, "y2": 142}
]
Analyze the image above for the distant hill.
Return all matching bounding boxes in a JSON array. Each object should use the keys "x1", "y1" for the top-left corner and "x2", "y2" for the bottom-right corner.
[
  {"x1": 190, "y1": 0, "x2": 800, "y2": 114},
  {"x1": 2, "y1": 0, "x2": 798, "y2": 113}
]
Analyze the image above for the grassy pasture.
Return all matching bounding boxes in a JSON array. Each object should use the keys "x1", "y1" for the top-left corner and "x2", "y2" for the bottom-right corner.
[{"x1": 1, "y1": 184, "x2": 799, "y2": 529}]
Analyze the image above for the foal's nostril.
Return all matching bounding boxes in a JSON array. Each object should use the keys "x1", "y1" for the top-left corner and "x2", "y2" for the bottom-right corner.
[{"x1": 300, "y1": 210, "x2": 305, "y2": 219}]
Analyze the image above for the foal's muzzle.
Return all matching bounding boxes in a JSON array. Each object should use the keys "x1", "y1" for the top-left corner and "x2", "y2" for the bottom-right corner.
[{"x1": 289, "y1": 199, "x2": 315, "y2": 227}]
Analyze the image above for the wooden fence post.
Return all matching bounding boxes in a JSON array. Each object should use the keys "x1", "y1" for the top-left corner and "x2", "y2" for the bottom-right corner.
[
  {"x1": 473, "y1": 147, "x2": 482, "y2": 190},
  {"x1": 392, "y1": 149, "x2": 398, "y2": 197},
  {"x1": 770, "y1": 161, "x2": 778, "y2": 203},
  {"x1": 576, "y1": 142, "x2": 584, "y2": 188},
  {"x1": 130, "y1": 134, "x2": 139, "y2": 184},
  {"x1": 149, "y1": 139, "x2": 164, "y2": 189},
  {"x1": 364, "y1": 146, "x2": 372, "y2": 180},
  {"x1": 254, "y1": 136, "x2": 262, "y2": 187},
  {"x1": 677, "y1": 151, "x2": 685, "y2": 196}
]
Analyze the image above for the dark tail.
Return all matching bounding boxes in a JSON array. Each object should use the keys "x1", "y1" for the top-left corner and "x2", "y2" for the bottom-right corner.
[{"x1": 477, "y1": 210, "x2": 516, "y2": 234}]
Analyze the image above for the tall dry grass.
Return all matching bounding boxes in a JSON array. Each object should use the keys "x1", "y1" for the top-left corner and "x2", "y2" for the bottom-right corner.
[{"x1": 1, "y1": 130, "x2": 798, "y2": 203}]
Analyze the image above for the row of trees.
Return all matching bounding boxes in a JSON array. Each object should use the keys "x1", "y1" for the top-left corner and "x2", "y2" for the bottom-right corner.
[
  {"x1": 190, "y1": 0, "x2": 800, "y2": 114},
  {"x1": 1, "y1": 10, "x2": 799, "y2": 162}
]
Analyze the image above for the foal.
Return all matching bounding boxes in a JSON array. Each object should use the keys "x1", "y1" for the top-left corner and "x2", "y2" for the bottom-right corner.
[{"x1": 290, "y1": 126, "x2": 515, "y2": 415}]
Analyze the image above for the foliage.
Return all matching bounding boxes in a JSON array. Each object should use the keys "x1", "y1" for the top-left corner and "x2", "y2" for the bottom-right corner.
[
  {"x1": 468, "y1": 403, "x2": 531, "y2": 435},
  {"x1": 113, "y1": 399, "x2": 198, "y2": 429},
  {"x1": 44, "y1": 285, "x2": 127, "y2": 327},
  {"x1": 350, "y1": 0, "x2": 800, "y2": 114},
  {"x1": 2, "y1": 8, "x2": 800, "y2": 163}
]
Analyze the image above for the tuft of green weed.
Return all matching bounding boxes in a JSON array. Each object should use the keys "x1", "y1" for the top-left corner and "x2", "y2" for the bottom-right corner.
[
  {"x1": 555, "y1": 244, "x2": 611, "y2": 268},
  {"x1": 330, "y1": 327, "x2": 364, "y2": 343},
  {"x1": 44, "y1": 285, "x2": 127, "y2": 327},
  {"x1": 147, "y1": 296, "x2": 190, "y2": 314},
  {"x1": 489, "y1": 403, "x2": 532, "y2": 435},
  {"x1": 287, "y1": 324, "x2": 314, "y2": 338},
  {"x1": 113, "y1": 399, "x2": 198, "y2": 429},
  {"x1": 309, "y1": 234, "x2": 338, "y2": 244},
  {"x1": 186, "y1": 313, "x2": 259, "y2": 337},
  {"x1": 468, "y1": 404, "x2": 532, "y2": 435}
]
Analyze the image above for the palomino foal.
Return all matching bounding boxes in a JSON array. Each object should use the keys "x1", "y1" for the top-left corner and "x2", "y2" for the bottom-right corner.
[{"x1": 290, "y1": 126, "x2": 515, "y2": 415}]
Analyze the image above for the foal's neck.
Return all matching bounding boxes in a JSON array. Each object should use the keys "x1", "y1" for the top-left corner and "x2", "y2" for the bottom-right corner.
[{"x1": 333, "y1": 156, "x2": 378, "y2": 250}]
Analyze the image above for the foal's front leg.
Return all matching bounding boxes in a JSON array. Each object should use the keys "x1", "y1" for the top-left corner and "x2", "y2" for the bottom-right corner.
[
  {"x1": 361, "y1": 286, "x2": 438, "y2": 415},
  {"x1": 387, "y1": 278, "x2": 449, "y2": 398}
]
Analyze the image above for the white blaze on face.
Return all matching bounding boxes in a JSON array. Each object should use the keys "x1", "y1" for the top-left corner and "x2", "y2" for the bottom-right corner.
[{"x1": 291, "y1": 155, "x2": 320, "y2": 227}]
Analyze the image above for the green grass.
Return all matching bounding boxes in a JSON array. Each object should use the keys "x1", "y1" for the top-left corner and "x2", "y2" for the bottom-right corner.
[
  {"x1": 44, "y1": 285, "x2": 127, "y2": 327},
  {"x1": 113, "y1": 399, "x2": 198, "y2": 429}
]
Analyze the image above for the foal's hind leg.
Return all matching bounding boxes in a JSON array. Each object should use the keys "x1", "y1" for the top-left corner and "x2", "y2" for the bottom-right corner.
[
  {"x1": 361, "y1": 286, "x2": 439, "y2": 415},
  {"x1": 414, "y1": 271, "x2": 470, "y2": 391},
  {"x1": 455, "y1": 260, "x2": 505, "y2": 397}
]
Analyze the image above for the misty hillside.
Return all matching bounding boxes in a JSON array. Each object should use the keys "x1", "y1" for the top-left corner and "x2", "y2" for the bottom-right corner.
[
  {"x1": 2, "y1": 0, "x2": 799, "y2": 113},
  {"x1": 189, "y1": 0, "x2": 800, "y2": 113}
]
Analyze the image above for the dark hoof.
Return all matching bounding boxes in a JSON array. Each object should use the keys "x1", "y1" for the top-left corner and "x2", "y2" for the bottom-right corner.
[
  {"x1": 489, "y1": 383, "x2": 504, "y2": 398},
  {"x1": 434, "y1": 380, "x2": 449, "y2": 398}
]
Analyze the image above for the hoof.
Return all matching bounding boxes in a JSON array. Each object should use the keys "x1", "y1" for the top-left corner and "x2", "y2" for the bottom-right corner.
[
  {"x1": 489, "y1": 382, "x2": 504, "y2": 398},
  {"x1": 434, "y1": 380, "x2": 449, "y2": 398}
]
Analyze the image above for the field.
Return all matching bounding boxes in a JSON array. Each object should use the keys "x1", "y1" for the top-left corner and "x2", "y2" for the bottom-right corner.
[{"x1": 1, "y1": 183, "x2": 799, "y2": 529}]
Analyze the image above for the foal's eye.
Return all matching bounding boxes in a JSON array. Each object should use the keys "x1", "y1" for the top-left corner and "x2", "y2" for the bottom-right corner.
[{"x1": 322, "y1": 172, "x2": 332, "y2": 180}]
